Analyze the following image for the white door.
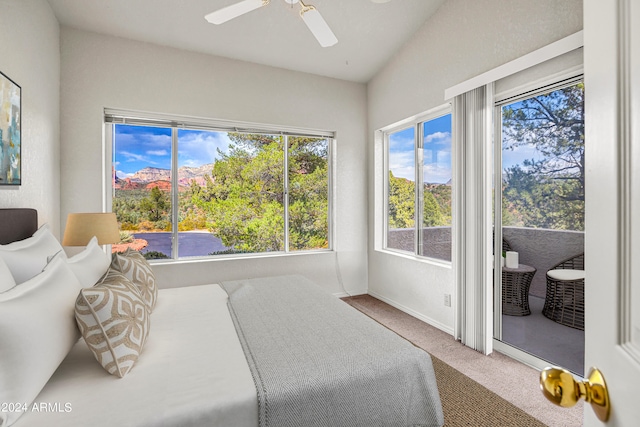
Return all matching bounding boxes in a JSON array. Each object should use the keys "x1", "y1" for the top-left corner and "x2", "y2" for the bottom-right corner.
[{"x1": 583, "y1": 0, "x2": 640, "y2": 425}]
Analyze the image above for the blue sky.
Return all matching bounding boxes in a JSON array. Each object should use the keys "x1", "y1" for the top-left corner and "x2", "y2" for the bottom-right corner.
[
  {"x1": 116, "y1": 113, "x2": 538, "y2": 181},
  {"x1": 502, "y1": 141, "x2": 543, "y2": 170},
  {"x1": 114, "y1": 125, "x2": 231, "y2": 177},
  {"x1": 388, "y1": 110, "x2": 542, "y2": 184},
  {"x1": 388, "y1": 114, "x2": 452, "y2": 184},
  {"x1": 501, "y1": 100, "x2": 544, "y2": 170}
]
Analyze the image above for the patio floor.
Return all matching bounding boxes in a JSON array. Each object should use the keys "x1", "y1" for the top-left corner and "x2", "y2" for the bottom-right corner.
[{"x1": 501, "y1": 295, "x2": 585, "y2": 375}]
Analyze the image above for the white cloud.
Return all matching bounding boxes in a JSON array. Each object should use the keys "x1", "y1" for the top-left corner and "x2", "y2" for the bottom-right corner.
[
  {"x1": 116, "y1": 132, "x2": 171, "y2": 149},
  {"x1": 146, "y1": 134, "x2": 171, "y2": 147},
  {"x1": 423, "y1": 163, "x2": 451, "y2": 184},
  {"x1": 179, "y1": 159, "x2": 200, "y2": 167},
  {"x1": 389, "y1": 134, "x2": 414, "y2": 152},
  {"x1": 119, "y1": 150, "x2": 156, "y2": 164},
  {"x1": 178, "y1": 131, "x2": 231, "y2": 167},
  {"x1": 147, "y1": 149, "x2": 168, "y2": 156},
  {"x1": 502, "y1": 141, "x2": 543, "y2": 169},
  {"x1": 424, "y1": 131, "x2": 450, "y2": 144},
  {"x1": 389, "y1": 131, "x2": 453, "y2": 183},
  {"x1": 389, "y1": 150, "x2": 415, "y2": 181},
  {"x1": 116, "y1": 170, "x2": 135, "y2": 178},
  {"x1": 423, "y1": 132, "x2": 452, "y2": 183}
]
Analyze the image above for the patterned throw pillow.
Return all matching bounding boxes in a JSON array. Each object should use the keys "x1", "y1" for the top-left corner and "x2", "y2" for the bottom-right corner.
[
  {"x1": 75, "y1": 269, "x2": 150, "y2": 378},
  {"x1": 111, "y1": 249, "x2": 157, "y2": 312}
]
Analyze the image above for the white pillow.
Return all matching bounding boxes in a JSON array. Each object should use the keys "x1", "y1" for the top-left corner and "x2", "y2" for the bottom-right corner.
[
  {"x1": 0, "y1": 256, "x2": 16, "y2": 293},
  {"x1": 0, "y1": 224, "x2": 63, "y2": 285},
  {"x1": 0, "y1": 256, "x2": 83, "y2": 427},
  {"x1": 65, "y1": 236, "x2": 111, "y2": 288}
]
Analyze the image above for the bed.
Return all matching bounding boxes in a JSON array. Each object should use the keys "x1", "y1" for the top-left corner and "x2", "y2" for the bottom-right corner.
[{"x1": 0, "y1": 208, "x2": 444, "y2": 427}]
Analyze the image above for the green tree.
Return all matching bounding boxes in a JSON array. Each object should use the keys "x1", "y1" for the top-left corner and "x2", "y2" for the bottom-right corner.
[
  {"x1": 190, "y1": 134, "x2": 328, "y2": 253},
  {"x1": 388, "y1": 171, "x2": 415, "y2": 229},
  {"x1": 388, "y1": 174, "x2": 452, "y2": 230},
  {"x1": 423, "y1": 191, "x2": 444, "y2": 227},
  {"x1": 501, "y1": 82, "x2": 585, "y2": 230},
  {"x1": 288, "y1": 137, "x2": 328, "y2": 250},
  {"x1": 428, "y1": 184, "x2": 452, "y2": 225},
  {"x1": 139, "y1": 186, "x2": 169, "y2": 222},
  {"x1": 289, "y1": 163, "x2": 328, "y2": 250}
]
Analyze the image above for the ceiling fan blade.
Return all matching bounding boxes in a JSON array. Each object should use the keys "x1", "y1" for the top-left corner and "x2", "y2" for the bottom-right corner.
[
  {"x1": 299, "y1": 5, "x2": 338, "y2": 47},
  {"x1": 205, "y1": 0, "x2": 269, "y2": 25}
]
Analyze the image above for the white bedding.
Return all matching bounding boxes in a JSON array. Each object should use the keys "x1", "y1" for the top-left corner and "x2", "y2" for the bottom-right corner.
[{"x1": 14, "y1": 284, "x2": 258, "y2": 427}]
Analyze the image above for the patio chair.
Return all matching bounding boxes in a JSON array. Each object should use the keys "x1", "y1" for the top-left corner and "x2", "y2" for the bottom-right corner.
[
  {"x1": 542, "y1": 253, "x2": 585, "y2": 330},
  {"x1": 502, "y1": 236, "x2": 513, "y2": 253},
  {"x1": 492, "y1": 230, "x2": 513, "y2": 254}
]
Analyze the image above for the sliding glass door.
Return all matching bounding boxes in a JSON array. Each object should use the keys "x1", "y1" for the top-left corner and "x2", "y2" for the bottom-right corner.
[{"x1": 494, "y1": 80, "x2": 585, "y2": 375}]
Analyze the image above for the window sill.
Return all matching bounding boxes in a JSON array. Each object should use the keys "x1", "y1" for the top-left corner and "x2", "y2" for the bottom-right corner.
[
  {"x1": 147, "y1": 248, "x2": 334, "y2": 266},
  {"x1": 376, "y1": 248, "x2": 452, "y2": 269}
]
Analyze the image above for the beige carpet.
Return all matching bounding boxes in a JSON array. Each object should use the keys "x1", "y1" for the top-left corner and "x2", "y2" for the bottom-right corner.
[
  {"x1": 342, "y1": 294, "x2": 583, "y2": 427},
  {"x1": 431, "y1": 355, "x2": 545, "y2": 426}
]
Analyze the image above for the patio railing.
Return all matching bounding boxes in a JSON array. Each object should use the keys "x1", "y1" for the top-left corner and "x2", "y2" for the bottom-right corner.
[{"x1": 387, "y1": 226, "x2": 584, "y2": 298}]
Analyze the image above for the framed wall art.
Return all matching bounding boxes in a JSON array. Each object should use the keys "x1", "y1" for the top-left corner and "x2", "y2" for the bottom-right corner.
[{"x1": 0, "y1": 71, "x2": 21, "y2": 185}]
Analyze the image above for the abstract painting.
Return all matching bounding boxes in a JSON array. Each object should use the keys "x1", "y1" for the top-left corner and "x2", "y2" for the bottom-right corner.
[{"x1": 0, "y1": 71, "x2": 21, "y2": 185}]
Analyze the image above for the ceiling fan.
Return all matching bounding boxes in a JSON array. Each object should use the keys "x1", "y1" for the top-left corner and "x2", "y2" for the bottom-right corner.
[{"x1": 204, "y1": 0, "x2": 338, "y2": 47}]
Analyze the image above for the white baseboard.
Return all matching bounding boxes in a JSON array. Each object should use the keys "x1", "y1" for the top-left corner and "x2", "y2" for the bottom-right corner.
[
  {"x1": 368, "y1": 291, "x2": 454, "y2": 336},
  {"x1": 333, "y1": 291, "x2": 349, "y2": 298}
]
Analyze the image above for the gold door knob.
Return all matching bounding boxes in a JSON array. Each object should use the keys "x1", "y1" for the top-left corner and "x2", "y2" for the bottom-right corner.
[{"x1": 540, "y1": 366, "x2": 610, "y2": 422}]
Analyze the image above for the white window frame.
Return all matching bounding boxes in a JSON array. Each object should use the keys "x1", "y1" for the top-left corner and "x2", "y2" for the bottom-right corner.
[
  {"x1": 103, "y1": 109, "x2": 335, "y2": 261},
  {"x1": 379, "y1": 103, "x2": 452, "y2": 265},
  {"x1": 492, "y1": 73, "x2": 584, "y2": 366}
]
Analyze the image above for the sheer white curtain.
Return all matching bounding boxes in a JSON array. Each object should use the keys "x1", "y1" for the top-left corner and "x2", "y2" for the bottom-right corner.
[{"x1": 452, "y1": 84, "x2": 494, "y2": 354}]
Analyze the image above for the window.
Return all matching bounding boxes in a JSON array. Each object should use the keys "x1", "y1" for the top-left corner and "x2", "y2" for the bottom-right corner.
[
  {"x1": 107, "y1": 112, "x2": 332, "y2": 260},
  {"x1": 384, "y1": 109, "x2": 452, "y2": 261},
  {"x1": 499, "y1": 80, "x2": 585, "y2": 232},
  {"x1": 495, "y1": 78, "x2": 585, "y2": 372}
]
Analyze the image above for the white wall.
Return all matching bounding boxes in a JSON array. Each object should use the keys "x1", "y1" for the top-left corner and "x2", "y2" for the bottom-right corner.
[
  {"x1": 0, "y1": 0, "x2": 60, "y2": 236},
  {"x1": 367, "y1": 0, "x2": 583, "y2": 333},
  {"x1": 59, "y1": 27, "x2": 368, "y2": 295}
]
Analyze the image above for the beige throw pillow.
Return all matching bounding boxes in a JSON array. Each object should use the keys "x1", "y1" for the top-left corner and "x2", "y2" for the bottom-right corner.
[
  {"x1": 75, "y1": 269, "x2": 150, "y2": 378},
  {"x1": 111, "y1": 249, "x2": 157, "y2": 312}
]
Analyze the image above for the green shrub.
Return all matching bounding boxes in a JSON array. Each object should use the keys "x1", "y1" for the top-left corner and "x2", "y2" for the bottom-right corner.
[
  {"x1": 143, "y1": 251, "x2": 170, "y2": 260},
  {"x1": 119, "y1": 230, "x2": 134, "y2": 244},
  {"x1": 208, "y1": 248, "x2": 247, "y2": 256}
]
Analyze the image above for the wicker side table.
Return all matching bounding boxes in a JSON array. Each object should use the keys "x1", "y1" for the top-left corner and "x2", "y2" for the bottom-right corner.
[{"x1": 502, "y1": 264, "x2": 536, "y2": 316}]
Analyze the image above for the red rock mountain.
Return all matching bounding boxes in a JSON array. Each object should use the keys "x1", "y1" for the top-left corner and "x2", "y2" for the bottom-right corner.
[{"x1": 114, "y1": 164, "x2": 215, "y2": 190}]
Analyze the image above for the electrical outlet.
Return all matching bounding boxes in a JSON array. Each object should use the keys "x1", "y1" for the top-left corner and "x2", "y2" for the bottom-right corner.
[{"x1": 444, "y1": 293, "x2": 451, "y2": 307}]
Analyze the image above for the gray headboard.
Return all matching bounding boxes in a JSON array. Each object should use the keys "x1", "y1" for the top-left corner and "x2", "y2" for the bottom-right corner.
[{"x1": 0, "y1": 208, "x2": 38, "y2": 244}]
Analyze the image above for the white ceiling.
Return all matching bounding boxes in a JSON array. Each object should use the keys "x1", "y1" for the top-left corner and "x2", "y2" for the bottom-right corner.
[{"x1": 46, "y1": 0, "x2": 445, "y2": 83}]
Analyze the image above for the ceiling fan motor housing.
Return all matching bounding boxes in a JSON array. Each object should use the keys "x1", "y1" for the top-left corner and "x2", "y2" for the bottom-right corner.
[{"x1": 206, "y1": 0, "x2": 336, "y2": 47}]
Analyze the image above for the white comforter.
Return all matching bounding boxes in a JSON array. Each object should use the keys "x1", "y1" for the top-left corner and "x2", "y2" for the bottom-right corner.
[{"x1": 15, "y1": 284, "x2": 258, "y2": 427}]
